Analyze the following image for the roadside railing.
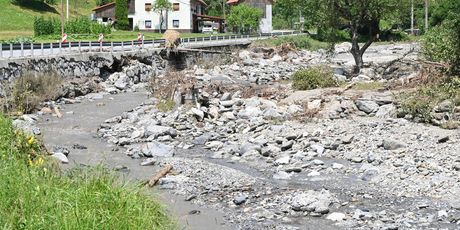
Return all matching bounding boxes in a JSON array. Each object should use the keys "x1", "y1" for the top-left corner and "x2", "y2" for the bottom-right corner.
[{"x1": 0, "y1": 31, "x2": 302, "y2": 59}]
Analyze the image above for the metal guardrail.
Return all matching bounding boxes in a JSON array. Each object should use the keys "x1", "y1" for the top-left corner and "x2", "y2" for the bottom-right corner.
[{"x1": 0, "y1": 31, "x2": 302, "y2": 59}]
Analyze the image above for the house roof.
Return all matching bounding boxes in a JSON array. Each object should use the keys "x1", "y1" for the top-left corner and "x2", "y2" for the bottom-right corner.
[{"x1": 92, "y1": 2, "x2": 115, "y2": 11}]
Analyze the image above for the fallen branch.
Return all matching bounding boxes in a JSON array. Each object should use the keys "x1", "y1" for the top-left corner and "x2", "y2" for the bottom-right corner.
[{"x1": 147, "y1": 164, "x2": 173, "y2": 187}]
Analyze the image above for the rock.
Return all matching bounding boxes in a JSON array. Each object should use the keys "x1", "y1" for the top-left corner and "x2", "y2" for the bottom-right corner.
[
  {"x1": 140, "y1": 158, "x2": 156, "y2": 166},
  {"x1": 353, "y1": 209, "x2": 373, "y2": 220},
  {"x1": 341, "y1": 135, "x2": 354, "y2": 144},
  {"x1": 233, "y1": 195, "x2": 248, "y2": 205},
  {"x1": 238, "y1": 107, "x2": 262, "y2": 119},
  {"x1": 438, "y1": 136, "x2": 449, "y2": 143},
  {"x1": 281, "y1": 140, "x2": 294, "y2": 151},
  {"x1": 275, "y1": 155, "x2": 291, "y2": 165},
  {"x1": 221, "y1": 92, "x2": 232, "y2": 101},
  {"x1": 307, "y1": 171, "x2": 321, "y2": 177},
  {"x1": 220, "y1": 100, "x2": 235, "y2": 107},
  {"x1": 114, "y1": 74, "x2": 129, "y2": 90},
  {"x1": 311, "y1": 144, "x2": 325, "y2": 155},
  {"x1": 52, "y1": 152, "x2": 69, "y2": 164},
  {"x1": 308, "y1": 100, "x2": 322, "y2": 110},
  {"x1": 287, "y1": 104, "x2": 303, "y2": 114},
  {"x1": 327, "y1": 212, "x2": 346, "y2": 221},
  {"x1": 435, "y1": 100, "x2": 453, "y2": 113},
  {"x1": 375, "y1": 104, "x2": 396, "y2": 118},
  {"x1": 355, "y1": 100, "x2": 379, "y2": 114},
  {"x1": 382, "y1": 139, "x2": 406, "y2": 150},
  {"x1": 191, "y1": 108, "x2": 205, "y2": 121},
  {"x1": 141, "y1": 141, "x2": 174, "y2": 157},
  {"x1": 332, "y1": 163, "x2": 344, "y2": 169},
  {"x1": 145, "y1": 125, "x2": 175, "y2": 138},
  {"x1": 195, "y1": 68, "x2": 206, "y2": 76},
  {"x1": 351, "y1": 157, "x2": 363, "y2": 163},
  {"x1": 273, "y1": 171, "x2": 291, "y2": 180}
]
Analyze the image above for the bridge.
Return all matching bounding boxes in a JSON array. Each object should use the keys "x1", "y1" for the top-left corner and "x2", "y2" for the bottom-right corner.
[{"x1": 0, "y1": 31, "x2": 303, "y2": 60}]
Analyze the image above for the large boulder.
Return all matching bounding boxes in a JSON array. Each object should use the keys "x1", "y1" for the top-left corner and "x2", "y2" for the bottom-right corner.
[{"x1": 141, "y1": 141, "x2": 174, "y2": 157}]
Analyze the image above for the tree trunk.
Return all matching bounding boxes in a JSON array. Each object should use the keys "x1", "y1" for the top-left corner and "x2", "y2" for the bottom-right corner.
[{"x1": 350, "y1": 26, "x2": 363, "y2": 73}]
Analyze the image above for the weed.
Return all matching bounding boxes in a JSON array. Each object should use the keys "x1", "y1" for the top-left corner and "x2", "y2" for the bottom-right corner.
[{"x1": 157, "y1": 99, "x2": 176, "y2": 112}]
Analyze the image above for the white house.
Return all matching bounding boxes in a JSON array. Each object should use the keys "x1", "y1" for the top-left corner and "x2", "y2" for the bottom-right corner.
[
  {"x1": 227, "y1": 0, "x2": 273, "y2": 33},
  {"x1": 128, "y1": 0, "x2": 210, "y2": 32}
]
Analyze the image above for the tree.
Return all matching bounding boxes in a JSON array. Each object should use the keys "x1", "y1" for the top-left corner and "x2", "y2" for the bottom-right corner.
[
  {"x1": 115, "y1": 0, "x2": 129, "y2": 30},
  {"x1": 310, "y1": 0, "x2": 401, "y2": 72},
  {"x1": 227, "y1": 4, "x2": 262, "y2": 34},
  {"x1": 97, "y1": 0, "x2": 113, "y2": 6},
  {"x1": 153, "y1": 0, "x2": 172, "y2": 33}
]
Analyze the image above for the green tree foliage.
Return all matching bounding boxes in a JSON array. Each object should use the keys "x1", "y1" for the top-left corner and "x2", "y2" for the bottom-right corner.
[
  {"x1": 430, "y1": 0, "x2": 460, "y2": 27},
  {"x1": 423, "y1": 18, "x2": 460, "y2": 75},
  {"x1": 309, "y1": 0, "x2": 400, "y2": 72},
  {"x1": 273, "y1": 0, "x2": 304, "y2": 29},
  {"x1": 227, "y1": 4, "x2": 262, "y2": 33},
  {"x1": 96, "y1": 0, "x2": 114, "y2": 6},
  {"x1": 115, "y1": 0, "x2": 129, "y2": 30},
  {"x1": 205, "y1": 0, "x2": 228, "y2": 17},
  {"x1": 153, "y1": 0, "x2": 172, "y2": 33}
]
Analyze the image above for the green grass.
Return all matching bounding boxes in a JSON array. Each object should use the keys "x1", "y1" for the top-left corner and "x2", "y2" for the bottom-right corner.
[
  {"x1": 0, "y1": 0, "x2": 96, "y2": 38},
  {"x1": 251, "y1": 34, "x2": 329, "y2": 51},
  {"x1": 351, "y1": 81, "x2": 385, "y2": 90},
  {"x1": 157, "y1": 99, "x2": 176, "y2": 112},
  {"x1": 0, "y1": 114, "x2": 175, "y2": 229}
]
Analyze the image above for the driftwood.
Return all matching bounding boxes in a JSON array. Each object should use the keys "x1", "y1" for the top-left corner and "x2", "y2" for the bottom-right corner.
[
  {"x1": 147, "y1": 164, "x2": 173, "y2": 187},
  {"x1": 53, "y1": 106, "x2": 62, "y2": 118}
]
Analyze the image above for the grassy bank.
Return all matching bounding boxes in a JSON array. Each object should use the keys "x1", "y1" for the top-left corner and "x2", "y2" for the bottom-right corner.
[{"x1": 0, "y1": 115, "x2": 174, "y2": 229}]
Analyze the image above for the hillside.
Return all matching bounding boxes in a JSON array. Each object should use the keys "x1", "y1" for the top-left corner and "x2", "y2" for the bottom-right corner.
[{"x1": 0, "y1": 0, "x2": 96, "y2": 39}]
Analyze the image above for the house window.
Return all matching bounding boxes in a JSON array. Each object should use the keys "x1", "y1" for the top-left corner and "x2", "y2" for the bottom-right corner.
[
  {"x1": 145, "y1": 20, "x2": 152, "y2": 28},
  {"x1": 173, "y1": 3, "x2": 180, "y2": 11},
  {"x1": 145, "y1": 3, "x2": 152, "y2": 11},
  {"x1": 173, "y1": 20, "x2": 179, "y2": 28}
]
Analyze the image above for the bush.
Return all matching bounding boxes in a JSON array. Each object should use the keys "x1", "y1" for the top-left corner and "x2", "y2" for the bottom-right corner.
[
  {"x1": 292, "y1": 66, "x2": 339, "y2": 90},
  {"x1": 34, "y1": 17, "x2": 112, "y2": 37},
  {"x1": 422, "y1": 19, "x2": 460, "y2": 75},
  {"x1": 0, "y1": 115, "x2": 174, "y2": 229},
  {"x1": 397, "y1": 77, "x2": 460, "y2": 123},
  {"x1": 65, "y1": 17, "x2": 112, "y2": 35},
  {"x1": 10, "y1": 71, "x2": 63, "y2": 114},
  {"x1": 34, "y1": 16, "x2": 55, "y2": 36}
]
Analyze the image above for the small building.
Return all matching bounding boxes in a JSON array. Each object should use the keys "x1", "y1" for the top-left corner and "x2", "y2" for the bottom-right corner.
[
  {"x1": 227, "y1": 0, "x2": 273, "y2": 33},
  {"x1": 92, "y1": 2, "x2": 117, "y2": 26}
]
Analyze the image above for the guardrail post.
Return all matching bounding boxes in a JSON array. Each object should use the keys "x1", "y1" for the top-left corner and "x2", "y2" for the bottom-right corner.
[
  {"x1": 100, "y1": 41, "x2": 102, "y2": 52},
  {"x1": 110, "y1": 41, "x2": 113, "y2": 53},
  {"x1": 89, "y1": 41, "x2": 92, "y2": 53},
  {"x1": 31, "y1": 43, "x2": 34, "y2": 57},
  {"x1": 20, "y1": 43, "x2": 24, "y2": 57},
  {"x1": 59, "y1": 42, "x2": 62, "y2": 54},
  {"x1": 10, "y1": 44, "x2": 13, "y2": 58},
  {"x1": 78, "y1": 41, "x2": 81, "y2": 53},
  {"x1": 131, "y1": 40, "x2": 134, "y2": 51},
  {"x1": 50, "y1": 43, "x2": 53, "y2": 55},
  {"x1": 141, "y1": 38, "x2": 144, "y2": 49},
  {"x1": 121, "y1": 41, "x2": 124, "y2": 53},
  {"x1": 0, "y1": 43, "x2": 2, "y2": 58},
  {"x1": 41, "y1": 43, "x2": 44, "y2": 56},
  {"x1": 68, "y1": 42, "x2": 71, "y2": 52}
]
